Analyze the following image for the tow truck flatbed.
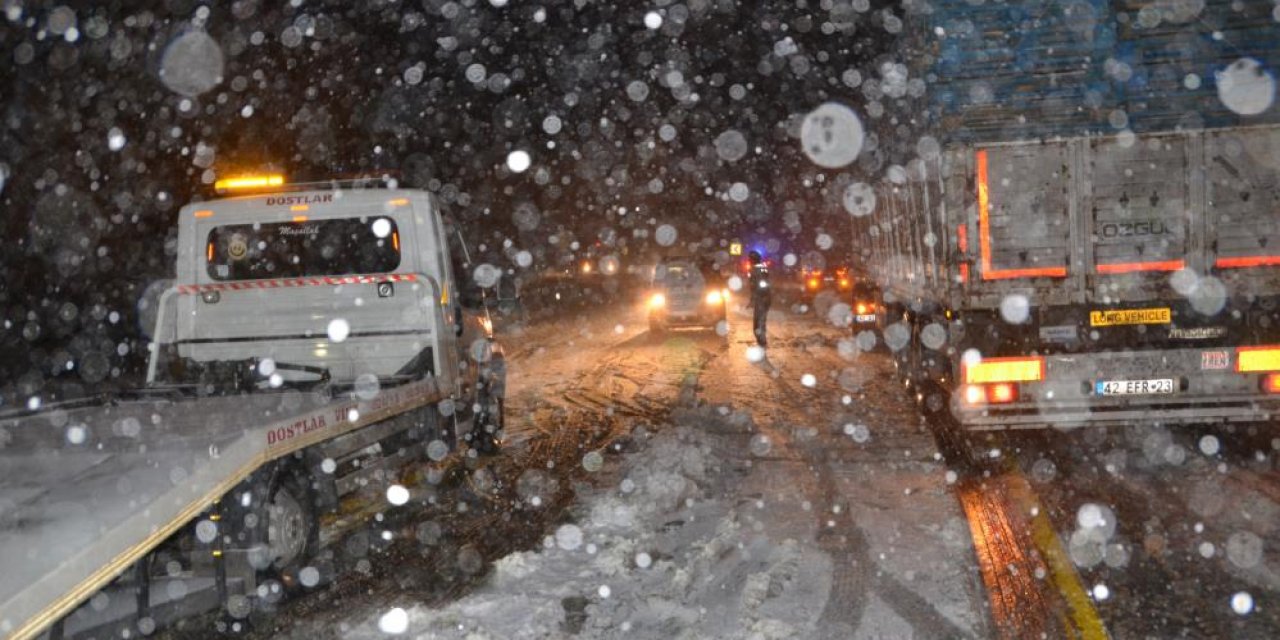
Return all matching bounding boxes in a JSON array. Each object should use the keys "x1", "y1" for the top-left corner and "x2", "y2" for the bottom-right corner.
[{"x1": 0, "y1": 378, "x2": 445, "y2": 640}]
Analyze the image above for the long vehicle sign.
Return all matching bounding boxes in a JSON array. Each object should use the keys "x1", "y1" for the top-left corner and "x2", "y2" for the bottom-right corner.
[{"x1": 1089, "y1": 307, "x2": 1171, "y2": 327}]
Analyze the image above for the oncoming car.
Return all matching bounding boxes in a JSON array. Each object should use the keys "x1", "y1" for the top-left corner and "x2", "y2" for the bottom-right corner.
[{"x1": 646, "y1": 257, "x2": 728, "y2": 335}]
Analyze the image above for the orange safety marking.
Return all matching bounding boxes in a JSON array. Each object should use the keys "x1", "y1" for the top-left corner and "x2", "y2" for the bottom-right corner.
[
  {"x1": 1096, "y1": 259, "x2": 1185, "y2": 274},
  {"x1": 1216, "y1": 255, "x2": 1280, "y2": 269},
  {"x1": 976, "y1": 150, "x2": 1068, "y2": 281},
  {"x1": 177, "y1": 273, "x2": 417, "y2": 295}
]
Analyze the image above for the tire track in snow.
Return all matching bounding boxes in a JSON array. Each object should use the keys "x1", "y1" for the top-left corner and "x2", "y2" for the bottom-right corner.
[{"x1": 705, "y1": 312, "x2": 986, "y2": 637}]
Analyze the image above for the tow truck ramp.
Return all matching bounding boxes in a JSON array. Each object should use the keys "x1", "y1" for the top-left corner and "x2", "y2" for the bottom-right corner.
[{"x1": 0, "y1": 377, "x2": 446, "y2": 640}]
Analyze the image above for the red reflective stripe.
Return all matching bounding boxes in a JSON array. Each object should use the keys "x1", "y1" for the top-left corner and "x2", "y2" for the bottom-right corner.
[
  {"x1": 976, "y1": 150, "x2": 1068, "y2": 281},
  {"x1": 1096, "y1": 259, "x2": 1185, "y2": 274},
  {"x1": 177, "y1": 275, "x2": 413, "y2": 294},
  {"x1": 1216, "y1": 255, "x2": 1280, "y2": 269},
  {"x1": 981, "y1": 266, "x2": 1068, "y2": 280}
]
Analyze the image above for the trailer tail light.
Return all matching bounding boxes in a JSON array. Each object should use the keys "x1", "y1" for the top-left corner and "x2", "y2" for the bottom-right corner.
[
  {"x1": 961, "y1": 383, "x2": 1019, "y2": 406},
  {"x1": 962, "y1": 356, "x2": 1045, "y2": 384},
  {"x1": 963, "y1": 384, "x2": 985, "y2": 406},
  {"x1": 1263, "y1": 374, "x2": 1280, "y2": 394},
  {"x1": 1236, "y1": 346, "x2": 1280, "y2": 373},
  {"x1": 988, "y1": 383, "x2": 1018, "y2": 403}
]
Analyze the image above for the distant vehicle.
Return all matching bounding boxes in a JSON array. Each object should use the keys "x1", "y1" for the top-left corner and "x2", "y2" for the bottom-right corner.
[
  {"x1": 647, "y1": 257, "x2": 728, "y2": 335},
  {"x1": 800, "y1": 265, "x2": 854, "y2": 301},
  {"x1": 494, "y1": 273, "x2": 527, "y2": 322},
  {"x1": 850, "y1": 279, "x2": 880, "y2": 331}
]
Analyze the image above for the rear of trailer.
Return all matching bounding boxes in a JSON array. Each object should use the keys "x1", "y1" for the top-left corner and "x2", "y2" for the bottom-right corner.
[{"x1": 865, "y1": 0, "x2": 1280, "y2": 430}]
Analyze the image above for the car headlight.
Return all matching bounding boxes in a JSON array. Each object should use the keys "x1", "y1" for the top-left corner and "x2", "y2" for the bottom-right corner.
[
  {"x1": 705, "y1": 290, "x2": 722, "y2": 305},
  {"x1": 649, "y1": 293, "x2": 666, "y2": 309}
]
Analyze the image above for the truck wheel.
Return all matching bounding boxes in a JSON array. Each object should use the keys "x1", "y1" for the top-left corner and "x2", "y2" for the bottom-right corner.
[
  {"x1": 470, "y1": 387, "x2": 503, "y2": 455},
  {"x1": 265, "y1": 471, "x2": 319, "y2": 592}
]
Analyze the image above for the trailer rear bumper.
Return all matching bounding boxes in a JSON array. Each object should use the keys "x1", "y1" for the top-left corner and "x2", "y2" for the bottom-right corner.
[{"x1": 957, "y1": 400, "x2": 1280, "y2": 431}]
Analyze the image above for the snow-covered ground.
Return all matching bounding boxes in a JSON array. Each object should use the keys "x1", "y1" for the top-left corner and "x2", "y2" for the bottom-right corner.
[{"x1": 313, "y1": 304, "x2": 987, "y2": 639}]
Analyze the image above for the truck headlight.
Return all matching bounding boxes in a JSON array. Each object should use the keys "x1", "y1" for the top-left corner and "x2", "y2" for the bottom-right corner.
[
  {"x1": 648, "y1": 293, "x2": 666, "y2": 309},
  {"x1": 705, "y1": 290, "x2": 722, "y2": 305}
]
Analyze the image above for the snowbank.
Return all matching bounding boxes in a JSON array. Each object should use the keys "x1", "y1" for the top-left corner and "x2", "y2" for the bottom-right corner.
[{"x1": 337, "y1": 407, "x2": 836, "y2": 639}]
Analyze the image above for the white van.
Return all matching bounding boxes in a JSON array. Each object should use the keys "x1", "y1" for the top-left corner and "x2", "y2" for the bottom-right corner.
[{"x1": 148, "y1": 177, "x2": 488, "y2": 392}]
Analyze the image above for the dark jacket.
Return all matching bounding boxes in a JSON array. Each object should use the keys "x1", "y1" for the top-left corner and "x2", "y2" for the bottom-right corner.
[{"x1": 748, "y1": 263, "x2": 771, "y2": 307}]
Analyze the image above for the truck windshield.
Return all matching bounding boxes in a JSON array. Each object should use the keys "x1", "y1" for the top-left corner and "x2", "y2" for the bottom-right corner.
[{"x1": 205, "y1": 217, "x2": 400, "y2": 281}]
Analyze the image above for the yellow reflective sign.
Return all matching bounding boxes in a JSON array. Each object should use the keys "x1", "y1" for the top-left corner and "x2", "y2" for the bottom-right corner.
[
  {"x1": 729, "y1": 242, "x2": 743, "y2": 256},
  {"x1": 1089, "y1": 307, "x2": 1171, "y2": 327}
]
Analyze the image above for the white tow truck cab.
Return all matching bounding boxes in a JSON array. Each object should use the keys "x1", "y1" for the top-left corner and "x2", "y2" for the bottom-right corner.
[{"x1": 150, "y1": 175, "x2": 488, "y2": 393}]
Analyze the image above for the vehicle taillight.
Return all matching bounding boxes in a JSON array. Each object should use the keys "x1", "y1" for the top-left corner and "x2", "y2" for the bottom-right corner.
[
  {"x1": 963, "y1": 384, "x2": 985, "y2": 405},
  {"x1": 1263, "y1": 373, "x2": 1280, "y2": 394},
  {"x1": 961, "y1": 382, "x2": 1019, "y2": 406},
  {"x1": 855, "y1": 303, "x2": 870, "y2": 315},
  {"x1": 807, "y1": 278, "x2": 820, "y2": 290},
  {"x1": 962, "y1": 356, "x2": 1045, "y2": 384},
  {"x1": 1237, "y1": 346, "x2": 1280, "y2": 372},
  {"x1": 988, "y1": 382, "x2": 1018, "y2": 403}
]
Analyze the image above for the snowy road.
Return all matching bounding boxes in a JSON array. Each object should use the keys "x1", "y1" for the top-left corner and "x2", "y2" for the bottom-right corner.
[
  {"x1": 114, "y1": 296, "x2": 1280, "y2": 638},
  {"x1": 214, "y1": 297, "x2": 991, "y2": 640}
]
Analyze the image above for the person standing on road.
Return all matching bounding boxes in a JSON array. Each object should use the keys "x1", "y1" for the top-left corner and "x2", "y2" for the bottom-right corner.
[{"x1": 747, "y1": 250, "x2": 771, "y2": 348}]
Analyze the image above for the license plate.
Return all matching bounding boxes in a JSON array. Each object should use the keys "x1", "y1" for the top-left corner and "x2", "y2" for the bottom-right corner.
[
  {"x1": 855, "y1": 314, "x2": 876, "y2": 323},
  {"x1": 1089, "y1": 307, "x2": 1171, "y2": 327},
  {"x1": 1094, "y1": 378, "x2": 1175, "y2": 396}
]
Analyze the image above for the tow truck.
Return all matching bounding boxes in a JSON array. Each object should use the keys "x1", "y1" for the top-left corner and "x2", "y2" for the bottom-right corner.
[{"x1": 0, "y1": 175, "x2": 504, "y2": 639}]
